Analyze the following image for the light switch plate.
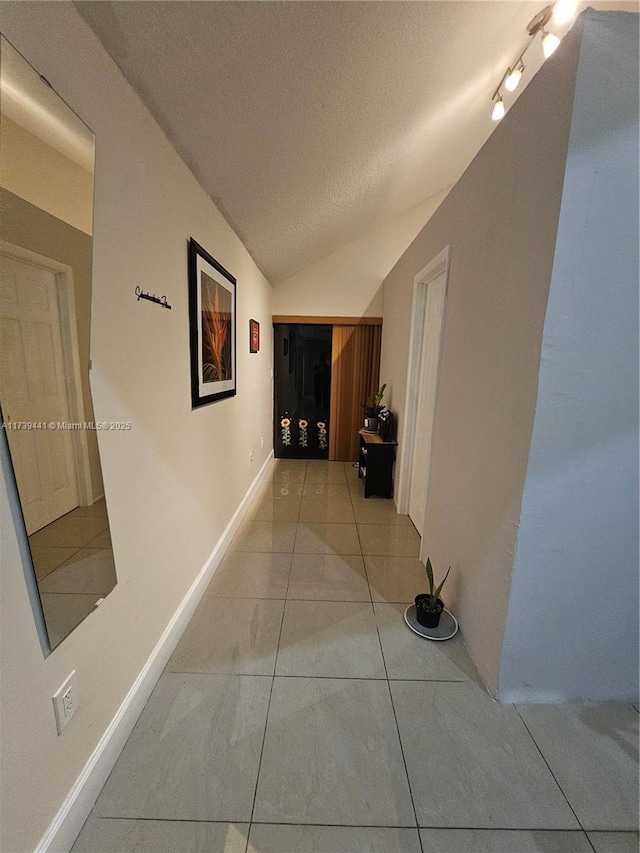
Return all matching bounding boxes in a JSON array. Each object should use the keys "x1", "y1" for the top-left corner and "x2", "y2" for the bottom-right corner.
[{"x1": 52, "y1": 670, "x2": 78, "y2": 734}]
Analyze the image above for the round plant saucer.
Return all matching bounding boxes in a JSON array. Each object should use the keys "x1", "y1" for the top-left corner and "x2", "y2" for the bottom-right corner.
[{"x1": 404, "y1": 604, "x2": 459, "y2": 641}]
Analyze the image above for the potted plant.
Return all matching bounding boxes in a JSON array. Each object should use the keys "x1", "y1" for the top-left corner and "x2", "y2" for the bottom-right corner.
[
  {"x1": 361, "y1": 383, "x2": 387, "y2": 432},
  {"x1": 415, "y1": 557, "x2": 451, "y2": 628}
]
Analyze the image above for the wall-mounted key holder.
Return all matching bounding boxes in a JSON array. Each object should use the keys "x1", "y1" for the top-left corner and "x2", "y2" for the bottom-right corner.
[{"x1": 135, "y1": 285, "x2": 172, "y2": 310}]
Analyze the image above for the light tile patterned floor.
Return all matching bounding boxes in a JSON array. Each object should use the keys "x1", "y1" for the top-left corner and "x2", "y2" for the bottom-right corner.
[
  {"x1": 72, "y1": 461, "x2": 639, "y2": 853},
  {"x1": 28, "y1": 499, "x2": 115, "y2": 647}
]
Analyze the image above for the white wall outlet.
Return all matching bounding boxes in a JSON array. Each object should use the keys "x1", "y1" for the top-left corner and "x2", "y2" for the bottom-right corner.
[
  {"x1": 249, "y1": 450, "x2": 253, "y2": 464},
  {"x1": 261, "y1": 436, "x2": 265, "y2": 448},
  {"x1": 53, "y1": 671, "x2": 78, "y2": 734}
]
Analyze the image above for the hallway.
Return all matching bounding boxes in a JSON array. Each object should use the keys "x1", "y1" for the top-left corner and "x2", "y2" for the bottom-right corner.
[{"x1": 72, "y1": 460, "x2": 638, "y2": 853}]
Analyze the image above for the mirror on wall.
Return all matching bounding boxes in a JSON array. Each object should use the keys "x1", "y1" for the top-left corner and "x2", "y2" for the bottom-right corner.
[{"x1": 0, "y1": 35, "x2": 117, "y2": 651}]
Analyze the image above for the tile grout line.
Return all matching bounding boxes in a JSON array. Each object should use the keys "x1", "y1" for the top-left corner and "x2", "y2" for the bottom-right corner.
[
  {"x1": 34, "y1": 590, "x2": 112, "y2": 596},
  {"x1": 94, "y1": 815, "x2": 620, "y2": 832},
  {"x1": 164, "y1": 671, "x2": 469, "y2": 683},
  {"x1": 370, "y1": 555, "x2": 425, "y2": 853},
  {"x1": 28, "y1": 541, "x2": 95, "y2": 583},
  {"x1": 515, "y1": 707, "x2": 588, "y2": 837},
  {"x1": 349, "y1": 463, "x2": 370, "y2": 602},
  {"x1": 584, "y1": 832, "x2": 599, "y2": 853},
  {"x1": 382, "y1": 658, "x2": 425, "y2": 851},
  {"x1": 245, "y1": 475, "x2": 299, "y2": 845}
]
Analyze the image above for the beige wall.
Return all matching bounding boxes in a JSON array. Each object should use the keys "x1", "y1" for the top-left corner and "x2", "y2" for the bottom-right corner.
[
  {"x1": 273, "y1": 189, "x2": 450, "y2": 318},
  {"x1": 0, "y1": 116, "x2": 94, "y2": 236},
  {"x1": 0, "y1": 4, "x2": 273, "y2": 852},
  {"x1": 380, "y1": 23, "x2": 583, "y2": 693}
]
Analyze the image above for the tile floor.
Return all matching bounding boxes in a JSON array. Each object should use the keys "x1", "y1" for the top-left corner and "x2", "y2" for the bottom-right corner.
[
  {"x1": 28, "y1": 499, "x2": 117, "y2": 648},
  {"x1": 72, "y1": 461, "x2": 639, "y2": 853}
]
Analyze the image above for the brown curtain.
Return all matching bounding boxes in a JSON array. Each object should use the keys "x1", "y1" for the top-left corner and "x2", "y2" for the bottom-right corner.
[{"x1": 329, "y1": 324, "x2": 382, "y2": 461}]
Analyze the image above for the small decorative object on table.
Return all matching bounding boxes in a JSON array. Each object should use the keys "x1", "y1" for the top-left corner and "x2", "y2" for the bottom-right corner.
[
  {"x1": 378, "y1": 408, "x2": 394, "y2": 442},
  {"x1": 361, "y1": 383, "x2": 387, "y2": 432}
]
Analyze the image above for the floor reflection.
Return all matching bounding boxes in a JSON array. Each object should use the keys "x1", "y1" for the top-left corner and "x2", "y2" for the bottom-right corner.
[{"x1": 28, "y1": 498, "x2": 116, "y2": 648}]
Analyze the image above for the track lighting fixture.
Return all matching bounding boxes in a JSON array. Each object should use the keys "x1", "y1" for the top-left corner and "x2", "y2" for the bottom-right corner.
[
  {"x1": 504, "y1": 62, "x2": 524, "y2": 92},
  {"x1": 490, "y1": 1, "x2": 569, "y2": 121},
  {"x1": 492, "y1": 96, "x2": 505, "y2": 122}
]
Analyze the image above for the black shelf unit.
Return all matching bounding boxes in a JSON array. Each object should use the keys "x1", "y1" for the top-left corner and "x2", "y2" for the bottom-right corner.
[{"x1": 358, "y1": 430, "x2": 397, "y2": 499}]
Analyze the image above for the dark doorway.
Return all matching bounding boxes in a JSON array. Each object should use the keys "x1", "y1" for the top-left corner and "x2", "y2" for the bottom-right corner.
[{"x1": 274, "y1": 323, "x2": 332, "y2": 459}]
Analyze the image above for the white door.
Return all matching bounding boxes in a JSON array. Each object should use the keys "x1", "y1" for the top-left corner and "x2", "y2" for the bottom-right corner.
[
  {"x1": 0, "y1": 253, "x2": 79, "y2": 533},
  {"x1": 408, "y1": 273, "x2": 445, "y2": 533}
]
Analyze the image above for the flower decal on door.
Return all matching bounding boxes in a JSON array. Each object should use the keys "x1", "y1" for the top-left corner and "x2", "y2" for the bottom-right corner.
[
  {"x1": 280, "y1": 417, "x2": 291, "y2": 446},
  {"x1": 317, "y1": 421, "x2": 327, "y2": 449},
  {"x1": 299, "y1": 419, "x2": 308, "y2": 447}
]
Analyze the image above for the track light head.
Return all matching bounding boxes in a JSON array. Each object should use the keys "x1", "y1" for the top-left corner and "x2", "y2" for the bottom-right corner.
[
  {"x1": 542, "y1": 29, "x2": 561, "y2": 58},
  {"x1": 553, "y1": 0, "x2": 579, "y2": 26},
  {"x1": 492, "y1": 96, "x2": 505, "y2": 121},
  {"x1": 504, "y1": 63, "x2": 524, "y2": 92}
]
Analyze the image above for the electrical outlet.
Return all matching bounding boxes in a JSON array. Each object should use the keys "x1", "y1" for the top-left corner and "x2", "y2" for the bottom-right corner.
[
  {"x1": 261, "y1": 437, "x2": 265, "y2": 448},
  {"x1": 249, "y1": 450, "x2": 253, "y2": 464},
  {"x1": 53, "y1": 671, "x2": 78, "y2": 734}
]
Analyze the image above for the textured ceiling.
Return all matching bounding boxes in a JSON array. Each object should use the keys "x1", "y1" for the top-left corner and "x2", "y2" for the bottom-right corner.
[{"x1": 77, "y1": 1, "x2": 634, "y2": 284}]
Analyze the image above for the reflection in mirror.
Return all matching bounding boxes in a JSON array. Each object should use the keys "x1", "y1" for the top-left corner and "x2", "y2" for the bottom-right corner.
[{"x1": 0, "y1": 35, "x2": 117, "y2": 651}]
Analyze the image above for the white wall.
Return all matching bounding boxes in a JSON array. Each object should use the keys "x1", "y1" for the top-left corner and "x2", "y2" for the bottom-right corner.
[
  {"x1": 380, "y1": 22, "x2": 583, "y2": 694},
  {"x1": 273, "y1": 189, "x2": 450, "y2": 318},
  {"x1": 498, "y1": 11, "x2": 639, "y2": 703},
  {"x1": 0, "y1": 4, "x2": 273, "y2": 852}
]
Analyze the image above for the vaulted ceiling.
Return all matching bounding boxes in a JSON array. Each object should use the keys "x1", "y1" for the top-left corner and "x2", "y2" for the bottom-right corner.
[{"x1": 77, "y1": 1, "x2": 634, "y2": 284}]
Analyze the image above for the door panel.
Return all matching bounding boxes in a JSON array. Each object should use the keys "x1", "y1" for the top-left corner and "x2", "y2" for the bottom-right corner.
[
  {"x1": 408, "y1": 275, "x2": 445, "y2": 533},
  {"x1": 274, "y1": 323, "x2": 332, "y2": 459},
  {"x1": 0, "y1": 254, "x2": 79, "y2": 532},
  {"x1": 330, "y1": 324, "x2": 382, "y2": 461}
]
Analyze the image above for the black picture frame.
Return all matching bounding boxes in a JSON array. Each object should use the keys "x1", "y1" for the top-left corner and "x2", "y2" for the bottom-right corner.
[{"x1": 188, "y1": 238, "x2": 237, "y2": 408}]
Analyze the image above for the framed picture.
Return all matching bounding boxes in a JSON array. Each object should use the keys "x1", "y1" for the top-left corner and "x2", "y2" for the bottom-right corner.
[
  {"x1": 188, "y1": 238, "x2": 236, "y2": 408},
  {"x1": 249, "y1": 319, "x2": 260, "y2": 353}
]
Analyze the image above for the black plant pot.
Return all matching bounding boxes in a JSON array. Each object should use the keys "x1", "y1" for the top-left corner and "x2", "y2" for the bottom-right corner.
[{"x1": 415, "y1": 594, "x2": 444, "y2": 628}]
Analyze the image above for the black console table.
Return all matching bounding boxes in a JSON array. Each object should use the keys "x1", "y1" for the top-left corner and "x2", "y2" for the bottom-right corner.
[{"x1": 358, "y1": 430, "x2": 397, "y2": 498}]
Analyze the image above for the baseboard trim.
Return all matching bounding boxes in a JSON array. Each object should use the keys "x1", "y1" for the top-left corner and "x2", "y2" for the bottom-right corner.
[{"x1": 35, "y1": 451, "x2": 274, "y2": 853}]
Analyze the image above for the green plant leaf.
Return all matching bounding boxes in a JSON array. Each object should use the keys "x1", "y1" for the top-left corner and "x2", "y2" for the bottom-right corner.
[
  {"x1": 425, "y1": 557, "x2": 434, "y2": 590},
  {"x1": 424, "y1": 558, "x2": 450, "y2": 608},
  {"x1": 433, "y1": 565, "x2": 451, "y2": 602}
]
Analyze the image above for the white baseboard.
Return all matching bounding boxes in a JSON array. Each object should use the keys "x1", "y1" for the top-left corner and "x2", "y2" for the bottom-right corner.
[{"x1": 35, "y1": 452, "x2": 274, "y2": 853}]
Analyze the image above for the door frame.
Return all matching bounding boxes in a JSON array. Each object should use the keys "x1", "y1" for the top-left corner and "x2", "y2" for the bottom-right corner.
[
  {"x1": 272, "y1": 316, "x2": 383, "y2": 461},
  {"x1": 0, "y1": 239, "x2": 95, "y2": 506},
  {"x1": 396, "y1": 246, "x2": 450, "y2": 559}
]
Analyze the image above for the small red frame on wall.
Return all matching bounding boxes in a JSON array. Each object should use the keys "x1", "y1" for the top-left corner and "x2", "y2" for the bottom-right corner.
[{"x1": 249, "y1": 319, "x2": 260, "y2": 353}]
